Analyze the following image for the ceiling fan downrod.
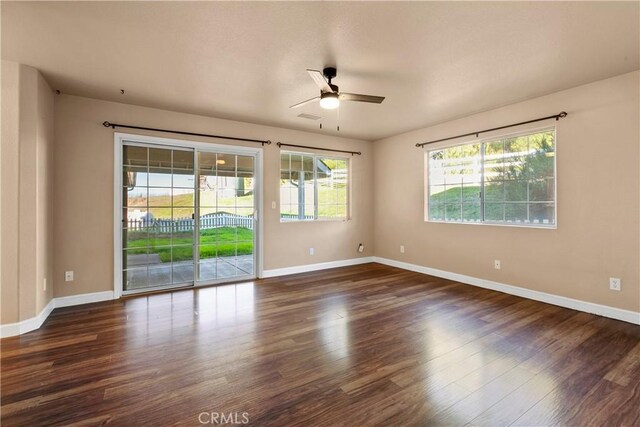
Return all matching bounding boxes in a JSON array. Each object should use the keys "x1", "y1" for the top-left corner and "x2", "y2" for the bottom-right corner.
[{"x1": 323, "y1": 67, "x2": 339, "y2": 92}]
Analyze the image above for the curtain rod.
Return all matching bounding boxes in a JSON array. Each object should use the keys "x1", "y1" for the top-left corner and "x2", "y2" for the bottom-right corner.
[
  {"x1": 276, "y1": 142, "x2": 361, "y2": 156},
  {"x1": 415, "y1": 111, "x2": 567, "y2": 148},
  {"x1": 102, "y1": 121, "x2": 272, "y2": 146}
]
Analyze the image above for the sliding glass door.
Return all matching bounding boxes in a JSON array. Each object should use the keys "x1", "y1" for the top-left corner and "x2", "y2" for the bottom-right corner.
[
  {"x1": 197, "y1": 152, "x2": 255, "y2": 283},
  {"x1": 121, "y1": 140, "x2": 257, "y2": 294},
  {"x1": 122, "y1": 145, "x2": 196, "y2": 292}
]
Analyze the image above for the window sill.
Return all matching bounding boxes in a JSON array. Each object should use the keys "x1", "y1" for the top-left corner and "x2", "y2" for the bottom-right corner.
[{"x1": 280, "y1": 218, "x2": 350, "y2": 223}]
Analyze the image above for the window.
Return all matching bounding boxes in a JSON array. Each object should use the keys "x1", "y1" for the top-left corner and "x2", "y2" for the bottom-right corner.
[
  {"x1": 427, "y1": 128, "x2": 555, "y2": 227},
  {"x1": 280, "y1": 152, "x2": 349, "y2": 221}
]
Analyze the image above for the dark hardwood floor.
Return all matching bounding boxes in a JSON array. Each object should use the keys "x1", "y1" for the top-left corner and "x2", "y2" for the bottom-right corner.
[{"x1": 2, "y1": 263, "x2": 639, "y2": 426}]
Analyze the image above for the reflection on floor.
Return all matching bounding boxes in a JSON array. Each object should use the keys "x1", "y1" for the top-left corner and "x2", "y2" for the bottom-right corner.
[
  {"x1": 2, "y1": 264, "x2": 639, "y2": 425},
  {"x1": 125, "y1": 255, "x2": 254, "y2": 290}
]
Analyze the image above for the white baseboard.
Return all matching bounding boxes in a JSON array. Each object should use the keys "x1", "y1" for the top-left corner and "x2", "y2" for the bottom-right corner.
[
  {"x1": 0, "y1": 298, "x2": 56, "y2": 338},
  {"x1": 0, "y1": 290, "x2": 116, "y2": 338},
  {"x1": 373, "y1": 256, "x2": 640, "y2": 325},
  {"x1": 54, "y1": 290, "x2": 114, "y2": 308},
  {"x1": 262, "y1": 256, "x2": 374, "y2": 278}
]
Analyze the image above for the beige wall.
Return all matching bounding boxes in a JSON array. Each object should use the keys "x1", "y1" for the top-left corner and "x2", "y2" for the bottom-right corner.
[
  {"x1": 1, "y1": 61, "x2": 20, "y2": 324},
  {"x1": 18, "y1": 63, "x2": 38, "y2": 320},
  {"x1": 53, "y1": 95, "x2": 373, "y2": 298},
  {"x1": 373, "y1": 71, "x2": 640, "y2": 312},
  {"x1": 1, "y1": 61, "x2": 55, "y2": 323},
  {"x1": 35, "y1": 72, "x2": 55, "y2": 314}
]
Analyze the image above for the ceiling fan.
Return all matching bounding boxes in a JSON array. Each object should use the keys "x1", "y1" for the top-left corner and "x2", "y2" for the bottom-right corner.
[{"x1": 290, "y1": 67, "x2": 385, "y2": 110}]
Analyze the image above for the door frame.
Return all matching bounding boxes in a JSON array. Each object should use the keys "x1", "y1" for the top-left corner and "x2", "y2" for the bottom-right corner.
[{"x1": 113, "y1": 132, "x2": 264, "y2": 298}]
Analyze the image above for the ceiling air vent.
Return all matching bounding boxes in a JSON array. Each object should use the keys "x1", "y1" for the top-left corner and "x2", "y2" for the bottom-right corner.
[{"x1": 297, "y1": 113, "x2": 321, "y2": 121}]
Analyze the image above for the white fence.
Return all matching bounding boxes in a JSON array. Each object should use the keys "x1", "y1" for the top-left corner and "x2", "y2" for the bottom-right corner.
[
  {"x1": 126, "y1": 211, "x2": 321, "y2": 232},
  {"x1": 126, "y1": 212, "x2": 254, "y2": 232},
  {"x1": 280, "y1": 213, "x2": 315, "y2": 221}
]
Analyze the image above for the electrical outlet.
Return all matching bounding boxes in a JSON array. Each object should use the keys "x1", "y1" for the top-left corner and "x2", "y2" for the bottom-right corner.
[
  {"x1": 65, "y1": 271, "x2": 74, "y2": 282},
  {"x1": 309, "y1": 247, "x2": 314, "y2": 256},
  {"x1": 271, "y1": 201, "x2": 276, "y2": 209},
  {"x1": 494, "y1": 260, "x2": 501, "y2": 270},
  {"x1": 358, "y1": 243, "x2": 364, "y2": 253},
  {"x1": 43, "y1": 278, "x2": 47, "y2": 291},
  {"x1": 400, "y1": 245, "x2": 405, "y2": 254},
  {"x1": 609, "y1": 277, "x2": 621, "y2": 291}
]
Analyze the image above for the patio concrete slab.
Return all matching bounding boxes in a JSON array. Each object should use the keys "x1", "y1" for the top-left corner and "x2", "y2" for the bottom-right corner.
[{"x1": 124, "y1": 255, "x2": 254, "y2": 291}]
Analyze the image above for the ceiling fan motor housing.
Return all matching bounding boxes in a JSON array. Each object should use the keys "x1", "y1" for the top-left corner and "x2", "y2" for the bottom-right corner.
[{"x1": 323, "y1": 67, "x2": 337, "y2": 81}]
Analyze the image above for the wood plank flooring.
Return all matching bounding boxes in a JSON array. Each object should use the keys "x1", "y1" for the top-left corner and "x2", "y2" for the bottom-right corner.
[{"x1": 2, "y1": 263, "x2": 639, "y2": 426}]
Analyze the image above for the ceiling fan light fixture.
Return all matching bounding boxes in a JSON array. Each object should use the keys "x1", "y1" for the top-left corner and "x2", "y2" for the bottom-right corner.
[{"x1": 319, "y1": 92, "x2": 340, "y2": 110}]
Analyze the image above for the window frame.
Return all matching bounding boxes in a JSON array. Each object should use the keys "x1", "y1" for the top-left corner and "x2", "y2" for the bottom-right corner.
[
  {"x1": 425, "y1": 126, "x2": 557, "y2": 229},
  {"x1": 279, "y1": 150, "x2": 351, "y2": 223}
]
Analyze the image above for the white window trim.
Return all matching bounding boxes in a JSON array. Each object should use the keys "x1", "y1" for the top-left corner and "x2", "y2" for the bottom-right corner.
[
  {"x1": 279, "y1": 150, "x2": 351, "y2": 223},
  {"x1": 424, "y1": 125, "x2": 557, "y2": 229}
]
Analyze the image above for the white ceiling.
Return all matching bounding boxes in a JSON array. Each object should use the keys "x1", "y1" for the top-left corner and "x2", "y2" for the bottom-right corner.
[{"x1": 2, "y1": 1, "x2": 638, "y2": 141}]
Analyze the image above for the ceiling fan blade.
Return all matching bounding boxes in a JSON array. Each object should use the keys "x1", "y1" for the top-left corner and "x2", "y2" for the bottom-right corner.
[
  {"x1": 306, "y1": 69, "x2": 334, "y2": 93},
  {"x1": 339, "y1": 93, "x2": 385, "y2": 104},
  {"x1": 289, "y1": 96, "x2": 320, "y2": 109}
]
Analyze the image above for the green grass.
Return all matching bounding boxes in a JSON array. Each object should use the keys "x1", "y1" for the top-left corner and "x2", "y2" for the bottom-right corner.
[
  {"x1": 429, "y1": 183, "x2": 553, "y2": 222},
  {"x1": 280, "y1": 183, "x2": 348, "y2": 217},
  {"x1": 127, "y1": 193, "x2": 254, "y2": 219},
  {"x1": 125, "y1": 226, "x2": 253, "y2": 262},
  {"x1": 128, "y1": 183, "x2": 347, "y2": 219}
]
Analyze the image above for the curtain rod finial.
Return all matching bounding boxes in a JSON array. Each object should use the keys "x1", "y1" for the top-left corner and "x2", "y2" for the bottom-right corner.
[{"x1": 102, "y1": 121, "x2": 111, "y2": 128}]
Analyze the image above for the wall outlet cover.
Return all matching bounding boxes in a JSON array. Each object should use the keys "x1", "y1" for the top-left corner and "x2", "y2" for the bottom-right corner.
[{"x1": 609, "y1": 277, "x2": 621, "y2": 291}]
